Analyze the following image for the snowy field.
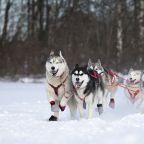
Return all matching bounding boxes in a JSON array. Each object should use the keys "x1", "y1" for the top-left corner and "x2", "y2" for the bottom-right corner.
[{"x1": 0, "y1": 81, "x2": 144, "y2": 144}]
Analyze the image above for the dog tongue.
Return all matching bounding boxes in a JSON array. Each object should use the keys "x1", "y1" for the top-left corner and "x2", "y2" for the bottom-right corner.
[{"x1": 75, "y1": 82, "x2": 81, "y2": 89}]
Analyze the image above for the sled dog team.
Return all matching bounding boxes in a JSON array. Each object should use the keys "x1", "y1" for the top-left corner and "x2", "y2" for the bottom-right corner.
[{"x1": 46, "y1": 51, "x2": 144, "y2": 121}]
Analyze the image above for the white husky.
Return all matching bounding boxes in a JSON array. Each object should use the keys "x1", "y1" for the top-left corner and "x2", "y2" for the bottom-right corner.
[
  {"x1": 124, "y1": 69, "x2": 144, "y2": 106},
  {"x1": 46, "y1": 51, "x2": 76, "y2": 121}
]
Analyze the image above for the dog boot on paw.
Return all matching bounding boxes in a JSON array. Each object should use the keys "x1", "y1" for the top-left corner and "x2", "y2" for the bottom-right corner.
[
  {"x1": 50, "y1": 101, "x2": 55, "y2": 106},
  {"x1": 97, "y1": 104, "x2": 103, "y2": 115},
  {"x1": 59, "y1": 104, "x2": 66, "y2": 111},
  {"x1": 49, "y1": 115, "x2": 58, "y2": 121},
  {"x1": 109, "y1": 98, "x2": 115, "y2": 109}
]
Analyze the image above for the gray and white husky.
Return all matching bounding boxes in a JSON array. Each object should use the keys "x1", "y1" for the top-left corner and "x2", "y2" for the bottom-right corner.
[
  {"x1": 71, "y1": 64, "x2": 104, "y2": 119},
  {"x1": 124, "y1": 68, "x2": 144, "y2": 106},
  {"x1": 46, "y1": 51, "x2": 76, "y2": 121},
  {"x1": 87, "y1": 59, "x2": 118, "y2": 108}
]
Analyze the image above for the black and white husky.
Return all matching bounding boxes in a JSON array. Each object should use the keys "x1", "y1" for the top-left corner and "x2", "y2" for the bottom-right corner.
[
  {"x1": 71, "y1": 64, "x2": 104, "y2": 119},
  {"x1": 46, "y1": 51, "x2": 76, "y2": 121},
  {"x1": 87, "y1": 59, "x2": 118, "y2": 108}
]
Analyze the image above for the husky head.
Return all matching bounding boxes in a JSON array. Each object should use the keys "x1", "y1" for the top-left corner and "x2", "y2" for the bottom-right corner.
[
  {"x1": 72, "y1": 64, "x2": 90, "y2": 89},
  {"x1": 87, "y1": 59, "x2": 104, "y2": 74},
  {"x1": 127, "y1": 68, "x2": 141, "y2": 84},
  {"x1": 46, "y1": 51, "x2": 67, "y2": 77}
]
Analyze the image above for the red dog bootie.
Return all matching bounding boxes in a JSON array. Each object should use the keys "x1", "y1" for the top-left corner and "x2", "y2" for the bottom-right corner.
[
  {"x1": 59, "y1": 104, "x2": 66, "y2": 111},
  {"x1": 50, "y1": 101, "x2": 55, "y2": 106}
]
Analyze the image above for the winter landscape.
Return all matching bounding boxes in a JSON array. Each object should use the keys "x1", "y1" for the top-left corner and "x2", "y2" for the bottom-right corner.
[
  {"x1": 0, "y1": 79, "x2": 144, "y2": 144},
  {"x1": 0, "y1": 0, "x2": 144, "y2": 144}
]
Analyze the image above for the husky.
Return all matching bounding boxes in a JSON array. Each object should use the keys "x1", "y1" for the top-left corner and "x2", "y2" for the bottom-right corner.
[
  {"x1": 71, "y1": 64, "x2": 104, "y2": 119},
  {"x1": 86, "y1": 59, "x2": 106, "y2": 112},
  {"x1": 124, "y1": 68, "x2": 144, "y2": 106},
  {"x1": 45, "y1": 51, "x2": 76, "y2": 121},
  {"x1": 87, "y1": 59, "x2": 118, "y2": 108}
]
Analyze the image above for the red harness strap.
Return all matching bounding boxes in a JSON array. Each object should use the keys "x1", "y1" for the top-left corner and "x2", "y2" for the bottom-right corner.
[
  {"x1": 127, "y1": 89, "x2": 140, "y2": 98},
  {"x1": 77, "y1": 95, "x2": 85, "y2": 101},
  {"x1": 73, "y1": 85, "x2": 86, "y2": 101},
  {"x1": 107, "y1": 70, "x2": 115, "y2": 77},
  {"x1": 89, "y1": 71, "x2": 101, "y2": 79},
  {"x1": 48, "y1": 76, "x2": 68, "y2": 96},
  {"x1": 49, "y1": 83, "x2": 63, "y2": 96}
]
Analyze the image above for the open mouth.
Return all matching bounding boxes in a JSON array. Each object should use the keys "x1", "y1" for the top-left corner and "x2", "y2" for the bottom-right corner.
[
  {"x1": 129, "y1": 79, "x2": 136, "y2": 84},
  {"x1": 75, "y1": 81, "x2": 84, "y2": 88},
  {"x1": 51, "y1": 69, "x2": 58, "y2": 76}
]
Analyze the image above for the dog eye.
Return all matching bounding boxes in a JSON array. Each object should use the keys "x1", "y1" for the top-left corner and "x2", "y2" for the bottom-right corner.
[
  {"x1": 80, "y1": 73, "x2": 83, "y2": 76},
  {"x1": 90, "y1": 66, "x2": 93, "y2": 69}
]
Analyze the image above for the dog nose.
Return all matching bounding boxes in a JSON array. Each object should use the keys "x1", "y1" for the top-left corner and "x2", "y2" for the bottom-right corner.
[
  {"x1": 76, "y1": 78, "x2": 79, "y2": 81},
  {"x1": 51, "y1": 66, "x2": 55, "y2": 70},
  {"x1": 130, "y1": 78, "x2": 132, "y2": 80}
]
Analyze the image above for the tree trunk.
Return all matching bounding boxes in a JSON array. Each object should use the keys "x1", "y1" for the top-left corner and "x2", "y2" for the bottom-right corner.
[
  {"x1": 1, "y1": 0, "x2": 12, "y2": 43},
  {"x1": 138, "y1": 0, "x2": 144, "y2": 64},
  {"x1": 116, "y1": 1, "x2": 123, "y2": 64}
]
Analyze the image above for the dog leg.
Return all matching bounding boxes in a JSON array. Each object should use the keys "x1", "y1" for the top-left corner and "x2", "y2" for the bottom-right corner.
[
  {"x1": 49, "y1": 101, "x2": 59, "y2": 121},
  {"x1": 67, "y1": 96, "x2": 77, "y2": 120},
  {"x1": 88, "y1": 102, "x2": 94, "y2": 119},
  {"x1": 97, "y1": 90, "x2": 104, "y2": 115},
  {"x1": 109, "y1": 88, "x2": 117, "y2": 108},
  {"x1": 109, "y1": 98, "x2": 115, "y2": 108},
  {"x1": 78, "y1": 103, "x2": 84, "y2": 118},
  {"x1": 46, "y1": 88, "x2": 56, "y2": 105},
  {"x1": 59, "y1": 96, "x2": 69, "y2": 111}
]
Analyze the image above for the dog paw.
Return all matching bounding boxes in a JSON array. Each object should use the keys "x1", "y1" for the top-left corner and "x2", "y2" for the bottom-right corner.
[
  {"x1": 49, "y1": 115, "x2": 58, "y2": 121},
  {"x1": 109, "y1": 98, "x2": 115, "y2": 109},
  {"x1": 50, "y1": 101, "x2": 55, "y2": 106},
  {"x1": 97, "y1": 104, "x2": 103, "y2": 115},
  {"x1": 59, "y1": 104, "x2": 66, "y2": 111}
]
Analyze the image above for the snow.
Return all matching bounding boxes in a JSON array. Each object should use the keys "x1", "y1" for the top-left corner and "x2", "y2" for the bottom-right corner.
[{"x1": 0, "y1": 81, "x2": 144, "y2": 144}]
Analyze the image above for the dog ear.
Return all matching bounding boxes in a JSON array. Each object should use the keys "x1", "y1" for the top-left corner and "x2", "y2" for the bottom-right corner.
[
  {"x1": 75, "y1": 64, "x2": 79, "y2": 68},
  {"x1": 88, "y1": 58, "x2": 92, "y2": 66},
  {"x1": 59, "y1": 51, "x2": 64, "y2": 59},
  {"x1": 129, "y1": 68, "x2": 133, "y2": 73},
  {"x1": 50, "y1": 50, "x2": 54, "y2": 57},
  {"x1": 97, "y1": 59, "x2": 101, "y2": 66}
]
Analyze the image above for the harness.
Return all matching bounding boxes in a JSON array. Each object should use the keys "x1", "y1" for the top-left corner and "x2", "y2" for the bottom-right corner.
[
  {"x1": 72, "y1": 85, "x2": 86, "y2": 101},
  {"x1": 90, "y1": 69, "x2": 141, "y2": 98},
  {"x1": 127, "y1": 88, "x2": 140, "y2": 98},
  {"x1": 73, "y1": 85, "x2": 87, "y2": 109},
  {"x1": 48, "y1": 74, "x2": 69, "y2": 98},
  {"x1": 89, "y1": 71, "x2": 101, "y2": 79}
]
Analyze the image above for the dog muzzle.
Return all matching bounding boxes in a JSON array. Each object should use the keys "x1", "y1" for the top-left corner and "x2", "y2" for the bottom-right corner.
[
  {"x1": 50, "y1": 69, "x2": 58, "y2": 76},
  {"x1": 75, "y1": 81, "x2": 84, "y2": 89}
]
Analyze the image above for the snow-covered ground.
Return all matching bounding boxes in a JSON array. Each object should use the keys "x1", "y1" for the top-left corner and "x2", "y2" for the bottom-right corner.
[{"x1": 0, "y1": 81, "x2": 144, "y2": 144}]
